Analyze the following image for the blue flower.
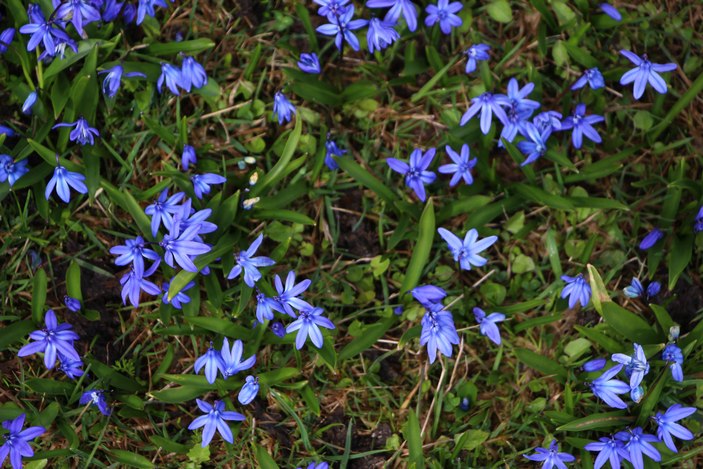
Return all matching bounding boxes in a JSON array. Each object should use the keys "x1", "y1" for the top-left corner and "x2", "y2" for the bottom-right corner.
[
  {"x1": 524, "y1": 440, "x2": 576, "y2": 468},
  {"x1": 181, "y1": 145, "x2": 197, "y2": 171},
  {"x1": 638, "y1": 228, "x2": 663, "y2": 250},
  {"x1": 136, "y1": 0, "x2": 171, "y2": 25},
  {"x1": 582, "y1": 358, "x2": 606, "y2": 372},
  {"x1": 227, "y1": 234, "x2": 276, "y2": 287},
  {"x1": 19, "y1": 4, "x2": 71, "y2": 54},
  {"x1": 53, "y1": 117, "x2": 100, "y2": 146},
  {"x1": 646, "y1": 281, "x2": 661, "y2": 299},
  {"x1": 630, "y1": 385, "x2": 645, "y2": 403},
  {"x1": 316, "y1": 5, "x2": 368, "y2": 51},
  {"x1": 620, "y1": 50, "x2": 677, "y2": 100},
  {"x1": 22, "y1": 91, "x2": 38, "y2": 115},
  {"x1": 473, "y1": 307, "x2": 505, "y2": 345},
  {"x1": 465, "y1": 43, "x2": 490, "y2": 73},
  {"x1": 98, "y1": 65, "x2": 146, "y2": 98},
  {"x1": 38, "y1": 35, "x2": 78, "y2": 62},
  {"x1": 110, "y1": 235, "x2": 160, "y2": 276},
  {"x1": 188, "y1": 399, "x2": 245, "y2": 447},
  {"x1": 366, "y1": 0, "x2": 418, "y2": 31},
  {"x1": 119, "y1": 262, "x2": 161, "y2": 307},
  {"x1": 194, "y1": 343, "x2": 226, "y2": 384},
  {"x1": 590, "y1": 364, "x2": 630, "y2": 409},
  {"x1": 560, "y1": 103, "x2": 604, "y2": 149},
  {"x1": 694, "y1": 206, "x2": 703, "y2": 233},
  {"x1": 600, "y1": 3, "x2": 622, "y2": 21},
  {"x1": 181, "y1": 56, "x2": 208, "y2": 91},
  {"x1": 45, "y1": 161, "x2": 88, "y2": 203},
  {"x1": 145, "y1": 189, "x2": 185, "y2": 237},
  {"x1": 424, "y1": 0, "x2": 463, "y2": 35},
  {"x1": 438, "y1": 144, "x2": 477, "y2": 186},
  {"x1": 0, "y1": 28, "x2": 15, "y2": 54},
  {"x1": 0, "y1": 126, "x2": 17, "y2": 138},
  {"x1": 238, "y1": 375, "x2": 259, "y2": 404},
  {"x1": 324, "y1": 137, "x2": 347, "y2": 170},
  {"x1": 270, "y1": 321, "x2": 286, "y2": 337},
  {"x1": 498, "y1": 108, "x2": 530, "y2": 146},
  {"x1": 366, "y1": 18, "x2": 399, "y2": 53},
  {"x1": 160, "y1": 217, "x2": 212, "y2": 272},
  {"x1": 505, "y1": 78, "x2": 541, "y2": 115},
  {"x1": 80, "y1": 389, "x2": 111, "y2": 415},
  {"x1": 612, "y1": 343, "x2": 649, "y2": 389},
  {"x1": 615, "y1": 427, "x2": 660, "y2": 469},
  {"x1": 64, "y1": 296, "x2": 81, "y2": 312},
  {"x1": 274, "y1": 271, "x2": 313, "y2": 317},
  {"x1": 161, "y1": 281, "x2": 194, "y2": 309},
  {"x1": 314, "y1": 0, "x2": 350, "y2": 17},
  {"x1": 58, "y1": 354, "x2": 84, "y2": 379},
  {"x1": 298, "y1": 52, "x2": 321, "y2": 74},
  {"x1": 55, "y1": 0, "x2": 102, "y2": 36},
  {"x1": 157, "y1": 63, "x2": 184, "y2": 95},
  {"x1": 0, "y1": 413, "x2": 45, "y2": 469},
  {"x1": 560, "y1": 274, "x2": 591, "y2": 308},
  {"x1": 255, "y1": 291, "x2": 280, "y2": 323},
  {"x1": 517, "y1": 121, "x2": 552, "y2": 166},
  {"x1": 584, "y1": 436, "x2": 627, "y2": 469},
  {"x1": 460, "y1": 92, "x2": 510, "y2": 135},
  {"x1": 411, "y1": 285, "x2": 447, "y2": 308},
  {"x1": 102, "y1": 0, "x2": 124, "y2": 22},
  {"x1": 533, "y1": 111, "x2": 562, "y2": 132},
  {"x1": 653, "y1": 404, "x2": 696, "y2": 453},
  {"x1": 286, "y1": 306, "x2": 335, "y2": 349},
  {"x1": 18, "y1": 310, "x2": 80, "y2": 370},
  {"x1": 623, "y1": 278, "x2": 645, "y2": 298},
  {"x1": 662, "y1": 343, "x2": 684, "y2": 382},
  {"x1": 191, "y1": 173, "x2": 226, "y2": 199},
  {"x1": 572, "y1": 67, "x2": 605, "y2": 90},
  {"x1": 437, "y1": 227, "x2": 498, "y2": 271},
  {"x1": 300, "y1": 463, "x2": 329, "y2": 469},
  {"x1": 386, "y1": 148, "x2": 437, "y2": 202},
  {"x1": 221, "y1": 338, "x2": 256, "y2": 377},
  {"x1": 273, "y1": 91, "x2": 296, "y2": 124},
  {"x1": 420, "y1": 310, "x2": 459, "y2": 363},
  {"x1": 0, "y1": 155, "x2": 30, "y2": 187}
]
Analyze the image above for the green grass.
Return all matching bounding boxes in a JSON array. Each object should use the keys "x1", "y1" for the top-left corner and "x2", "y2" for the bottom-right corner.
[{"x1": 1, "y1": 0, "x2": 703, "y2": 468}]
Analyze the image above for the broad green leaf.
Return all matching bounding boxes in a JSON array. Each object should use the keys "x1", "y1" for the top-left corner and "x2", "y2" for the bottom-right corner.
[
  {"x1": 65, "y1": 260, "x2": 82, "y2": 301},
  {"x1": 144, "y1": 39, "x2": 215, "y2": 56},
  {"x1": 0, "y1": 320, "x2": 35, "y2": 351},
  {"x1": 254, "y1": 445, "x2": 279, "y2": 469},
  {"x1": 251, "y1": 209, "x2": 315, "y2": 225},
  {"x1": 668, "y1": 235, "x2": 693, "y2": 290},
  {"x1": 486, "y1": 0, "x2": 513, "y2": 23},
  {"x1": 338, "y1": 317, "x2": 395, "y2": 361},
  {"x1": 514, "y1": 348, "x2": 568, "y2": 381},
  {"x1": 586, "y1": 264, "x2": 610, "y2": 314},
  {"x1": 183, "y1": 317, "x2": 249, "y2": 339},
  {"x1": 150, "y1": 386, "x2": 204, "y2": 403},
  {"x1": 557, "y1": 411, "x2": 632, "y2": 432},
  {"x1": 86, "y1": 359, "x2": 144, "y2": 392},
  {"x1": 650, "y1": 304, "x2": 675, "y2": 335},
  {"x1": 335, "y1": 156, "x2": 398, "y2": 204},
  {"x1": 250, "y1": 118, "x2": 302, "y2": 198},
  {"x1": 600, "y1": 302, "x2": 660, "y2": 344},
  {"x1": 513, "y1": 183, "x2": 574, "y2": 210},
  {"x1": 149, "y1": 436, "x2": 188, "y2": 455},
  {"x1": 400, "y1": 200, "x2": 435, "y2": 294},
  {"x1": 403, "y1": 409, "x2": 424, "y2": 469},
  {"x1": 109, "y1": 450, "x2": 155, "y2": 469},
  {"x1": 27, "y1": 379, "x2": 74, "y2": 395},
  {"x1": 636, "y1": 371, "x2": 668, "y2": 427},
  {"x1": 32, "y1": 268, "x2": 47, "y2": 324}
]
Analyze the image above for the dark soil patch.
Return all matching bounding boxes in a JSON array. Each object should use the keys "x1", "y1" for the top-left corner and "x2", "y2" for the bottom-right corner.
[
  {"x1": 319, "y1": 407, "x2": 391, "y2": 468},
  {"x1": 335, "y1": 189, "x2": 380, "y2": 258},
  {"x1": 666, "y1": 277, "x2": 703, "y2": 333}
]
